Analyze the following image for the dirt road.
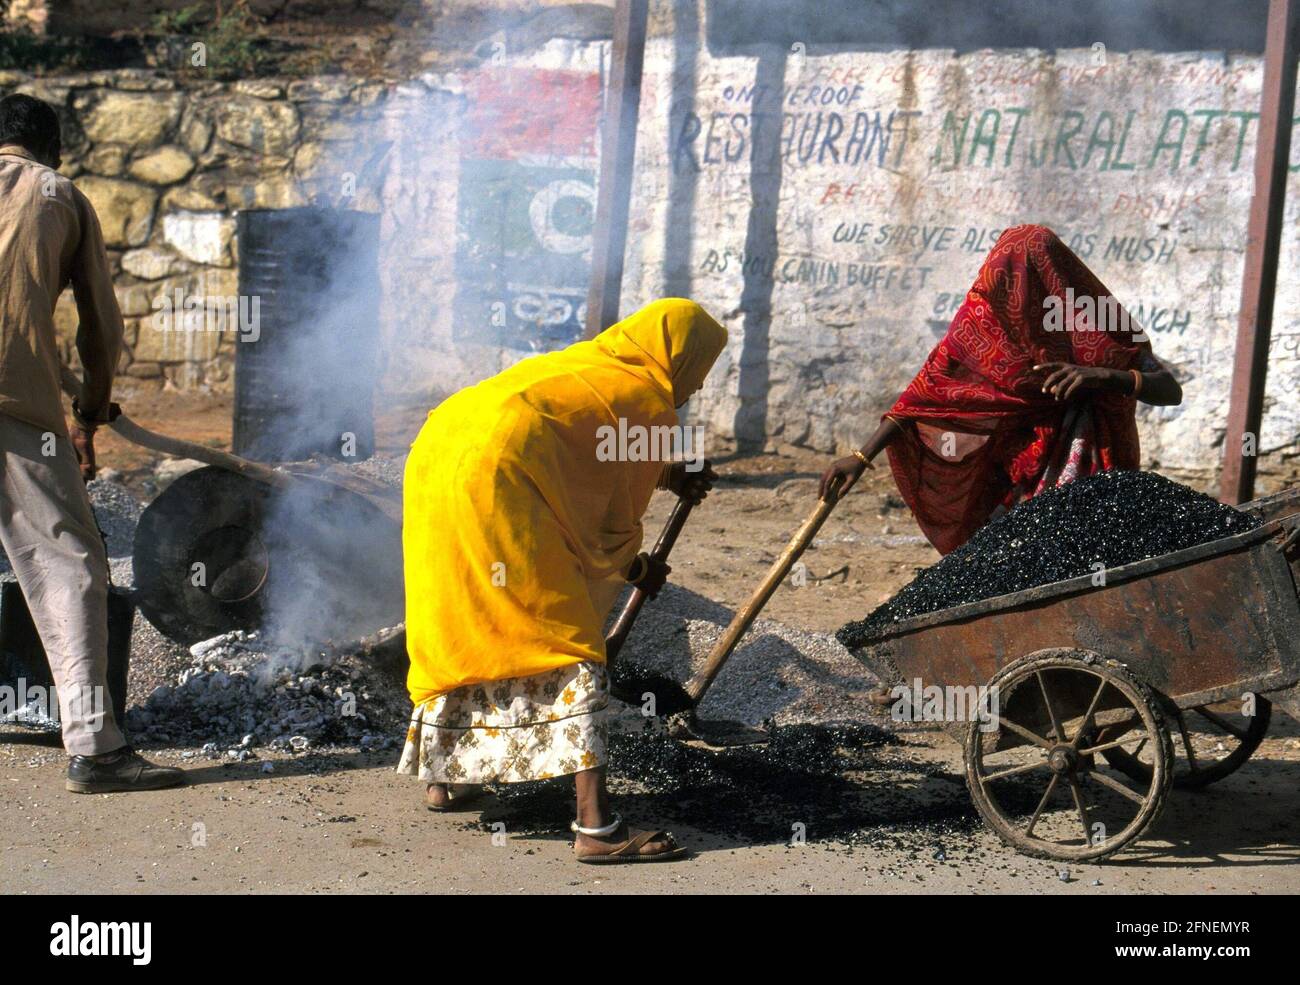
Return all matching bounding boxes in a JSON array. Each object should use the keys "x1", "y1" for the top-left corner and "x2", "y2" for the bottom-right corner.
[{"x1": 4, "y1": 728, "x2": 1298, "y2": 894}]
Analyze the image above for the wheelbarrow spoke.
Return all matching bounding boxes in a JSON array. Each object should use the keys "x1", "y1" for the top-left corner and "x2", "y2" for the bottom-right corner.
[
  {"x1": 1090, "y1": 767, "x2": 1148, "y2": 806},
  {"x1": 980, "y1": 758, "x2": 1051, "y2": 783},
  {"x1": 999, "y1": 717, "x2": 1054, "y2": 751},
  {"x1": 1067, "y1": 774, "x2": 1092, "y2": 841},
  {"x1": 1036, "y1": 670, "x2": 1067, "y2": 743},
  {"x1": 1024, "y1": 773, "x2": 1060, "y2": 839},
  {"x1": 1079, "y1": 733, "x2": 1148, "y2": 758},
  {"x1": 1070, "y1": 677, "x2": 1109, "y2": 747}
]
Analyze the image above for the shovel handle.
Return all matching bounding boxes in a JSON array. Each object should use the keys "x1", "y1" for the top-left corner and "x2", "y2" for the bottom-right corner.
[
  {"x1": 604, "y1": 494, "x2": 694, "y2": 660},
  {"x1": 58, "y1": 365, "x2": 294, "y2": 489},
  {"x1": 683, "y1": 485, "x2": 842, "y2": 703}
]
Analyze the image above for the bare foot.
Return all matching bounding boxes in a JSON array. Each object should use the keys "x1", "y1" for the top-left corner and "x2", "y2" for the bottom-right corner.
[{"x1": 425, "y1": 783, "x2": 483, "y2": 810}]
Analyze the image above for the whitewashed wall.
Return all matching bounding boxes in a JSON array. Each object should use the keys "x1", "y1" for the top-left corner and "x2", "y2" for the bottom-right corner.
[
  {"x1": 619, "y1": 34, "x2": 1300, "y2": 475},
  {"x1": 13, "y1": 9, "x2": 1296, "y2": 476}
]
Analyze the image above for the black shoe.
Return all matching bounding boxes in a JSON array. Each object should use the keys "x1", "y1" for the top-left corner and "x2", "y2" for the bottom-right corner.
[{"x1": 66, "y1": 746, "x2": 186, "y2": 793}]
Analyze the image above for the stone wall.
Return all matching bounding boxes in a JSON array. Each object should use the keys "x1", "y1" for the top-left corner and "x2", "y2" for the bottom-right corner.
[{"x1": 0, "y1": 68, "x2": 376, "y2": 386}]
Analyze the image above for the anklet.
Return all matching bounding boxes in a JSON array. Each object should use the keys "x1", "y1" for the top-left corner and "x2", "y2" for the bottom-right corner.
[{"x1": 570, "y1": 812, "x2": 623, "y2": 837}]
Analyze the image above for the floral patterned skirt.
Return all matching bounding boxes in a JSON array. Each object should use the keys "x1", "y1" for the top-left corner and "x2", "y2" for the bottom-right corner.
[{"x1": 396, "y1": 661, "x2": 608, "y2": 785}]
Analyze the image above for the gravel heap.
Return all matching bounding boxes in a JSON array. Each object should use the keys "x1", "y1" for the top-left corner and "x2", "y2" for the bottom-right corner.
[
  {"x1": 124, "y1": 630, "x2": 410, "y2": 756},
  {"x1": 609, "y1": 583, "x2": 881, "y2": 726},
  {"x1": 837, "y1": 470, "x2": 1260, "y2": 649}
]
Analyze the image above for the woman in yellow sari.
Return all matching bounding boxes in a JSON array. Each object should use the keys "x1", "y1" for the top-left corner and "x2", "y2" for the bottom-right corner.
[{"x1": 396, "y1": 298, "x2": 727, "y2": 863}]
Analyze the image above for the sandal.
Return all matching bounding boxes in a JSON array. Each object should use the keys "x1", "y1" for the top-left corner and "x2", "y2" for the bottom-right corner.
[
  {"x1": 572, "y1": 813, "x2": 690, "y2": 864},
  {"x1": 424, "y1": 783, "x2": 487, "y2": 812}
]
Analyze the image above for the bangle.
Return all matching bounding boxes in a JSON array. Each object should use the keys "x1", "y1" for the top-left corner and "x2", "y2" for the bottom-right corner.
[
  {"x1": 1129, "y1": 369, "x2": 1143, "y2": 397},
  {"x1": 852, "y1": 449, "x2": 870, "y2": 466},
  {"x1": 571, "y1": 812, "x2": 623, "y2": 837}
]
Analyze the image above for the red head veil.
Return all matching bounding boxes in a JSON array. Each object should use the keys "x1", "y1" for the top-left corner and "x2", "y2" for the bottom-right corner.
[{"x1": 885, "y1": 225, "x2": 1149, "y2": 554}]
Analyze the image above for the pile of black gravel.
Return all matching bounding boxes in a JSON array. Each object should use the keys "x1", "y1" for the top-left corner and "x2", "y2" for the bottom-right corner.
[
  {"x1": 838, "y1": 470, "x2": 1259, "y2": 649},
  {"x1": 608, "y1": 658, "x2": 694, "y2": 715},
  {"x1": 473, "y1": 722, "x2": 981, "y2": 848}
]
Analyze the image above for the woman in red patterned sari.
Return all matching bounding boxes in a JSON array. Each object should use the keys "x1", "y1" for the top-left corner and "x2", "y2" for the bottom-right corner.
[{"x1": 819, "y1": 225, "x2": 1183, "y2": 555}]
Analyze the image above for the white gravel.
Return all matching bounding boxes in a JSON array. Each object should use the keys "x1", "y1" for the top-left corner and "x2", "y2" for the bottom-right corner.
[{"x1": 611, "y1": 583, "x2": 882, "y2": 726}]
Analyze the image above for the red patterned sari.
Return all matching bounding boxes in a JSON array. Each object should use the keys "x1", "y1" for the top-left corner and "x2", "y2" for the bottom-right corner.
[{"x1": 885, "y1": 225, "x2": 1150, "y2": 555}]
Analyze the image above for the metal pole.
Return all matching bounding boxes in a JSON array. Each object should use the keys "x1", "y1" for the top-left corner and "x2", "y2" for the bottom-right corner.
[
  {"x1": 1220, "y1": 0, "x2": 1298, "y2": 504},
  {"x1": 584, "y1": 0, "x2": 649, "y2": 338}
]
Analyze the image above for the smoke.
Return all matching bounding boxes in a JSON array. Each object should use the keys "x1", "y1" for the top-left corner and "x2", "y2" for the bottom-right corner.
[
  {"x1": 257, "y1": 474, "x2": 404, "y2": 654},
  {"x1": 226, "y1": 9, "x2": 616, "y2": 661}
]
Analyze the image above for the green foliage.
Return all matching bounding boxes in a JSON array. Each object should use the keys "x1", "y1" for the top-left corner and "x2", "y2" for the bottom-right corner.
[
  {"x1": 154, "y1": 0, "x2": 270, "y2": 80},
  {"x1": 152, "y1": 4, "x2": 207, "y2": 35},
  {"x1": 0, "y1": 29, "x2": 88, "y2": 73}
]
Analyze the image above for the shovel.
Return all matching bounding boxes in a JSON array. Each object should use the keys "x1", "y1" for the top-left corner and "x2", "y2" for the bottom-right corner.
[
  {"x1": 668, "y1": 483, "x2": 844, "y2": 746},
  {"x1": 57, "y1": 366, "x2": 401, "y2": 523},
  {"x1": 606, "y1": 493, "x2": 694, "y2": 702},
  {"x1": 612, "y1": 479, "x2": 845, "y2": 747}
]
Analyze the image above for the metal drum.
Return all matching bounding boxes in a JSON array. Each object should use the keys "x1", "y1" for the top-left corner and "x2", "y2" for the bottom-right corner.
[{"x1": 233, "y1": 207, "x2": 381, "y2": 463}]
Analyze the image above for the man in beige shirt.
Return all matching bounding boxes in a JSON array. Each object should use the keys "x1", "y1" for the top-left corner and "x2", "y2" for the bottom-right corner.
[{"x1": 0, "y1": 93, "x2": 182, "y2": 792}]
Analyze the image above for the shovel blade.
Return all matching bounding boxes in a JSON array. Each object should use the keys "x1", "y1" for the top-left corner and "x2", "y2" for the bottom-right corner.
[{"x1": 666, "y1": 710, "x2": 769, "y2": 748}]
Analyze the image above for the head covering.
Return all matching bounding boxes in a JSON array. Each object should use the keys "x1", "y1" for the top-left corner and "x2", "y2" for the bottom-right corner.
[
  {"x1": 404, "y1": 299, "x2": 727, "y2": 703},
  {"x1": 885, "y1": 225, "x2": 1149, "y2": 554},
  {"x1": 593, "y1": 298, "x2": 729, "y2": 407}
]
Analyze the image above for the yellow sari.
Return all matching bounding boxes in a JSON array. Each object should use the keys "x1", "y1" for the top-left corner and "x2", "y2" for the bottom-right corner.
[{"x1": 403, "y1": 298, "x2": 727, "y2": 706}]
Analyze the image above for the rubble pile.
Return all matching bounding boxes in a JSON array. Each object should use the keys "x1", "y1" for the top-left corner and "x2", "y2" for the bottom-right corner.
[{"x1": 123, "y1": 630, "x2": 410, "y2": 756}]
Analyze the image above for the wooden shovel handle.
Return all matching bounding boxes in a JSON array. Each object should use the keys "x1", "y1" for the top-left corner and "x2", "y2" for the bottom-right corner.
[
  {"x1": 58, "y1": 365, "x2": 294, "y2": 489},
  {"x1": 113, "y1": 414, "x2": 300, "y2": 489},
  {"x1": 683, "y1": 487, "x2": 841, "y2": 703},
  {"x1": 604, "y1": 494, "x2": 694, "y2": 660}
]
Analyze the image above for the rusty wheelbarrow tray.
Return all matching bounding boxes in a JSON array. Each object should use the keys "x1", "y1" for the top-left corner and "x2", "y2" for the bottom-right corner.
[{"x1": 848, "y1": 498, "x2": 1300, "y2": 863}]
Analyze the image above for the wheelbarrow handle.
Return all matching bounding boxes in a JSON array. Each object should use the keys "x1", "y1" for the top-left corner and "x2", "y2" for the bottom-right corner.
[{"x1": 604, "y1": 494, "x2": 694, "y2": 660}]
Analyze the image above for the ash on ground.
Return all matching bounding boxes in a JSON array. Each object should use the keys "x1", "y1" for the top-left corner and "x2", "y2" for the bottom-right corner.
[
  {"x1": 838, "y1": 469, "x2": 1261, "y2": 648},
  {"x1": 125, "y1": 629, "x2": 410, "y2": 758}
]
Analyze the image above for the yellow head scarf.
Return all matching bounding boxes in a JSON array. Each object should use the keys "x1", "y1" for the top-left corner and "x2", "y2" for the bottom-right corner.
[
  {"x1": 403, "y1": 299, "x2": 727, "y2": 703},
  {"x1": 591, "y1": 297, "x2": 729, "y2": 407}
]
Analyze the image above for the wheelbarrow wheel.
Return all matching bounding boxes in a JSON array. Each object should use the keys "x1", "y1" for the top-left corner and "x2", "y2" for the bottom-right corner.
[
  {"x1": 1102, "y1": 697, "x2": 1271, "y2": 790},
  {"x1": 964, "y1": 649, "x2": 1174, "y2": 863}
]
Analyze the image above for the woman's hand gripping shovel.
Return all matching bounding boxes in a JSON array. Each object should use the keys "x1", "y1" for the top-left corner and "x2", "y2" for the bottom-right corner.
[{"x1": 607, "y1": 471, "x2": 851, "y2": 748}]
